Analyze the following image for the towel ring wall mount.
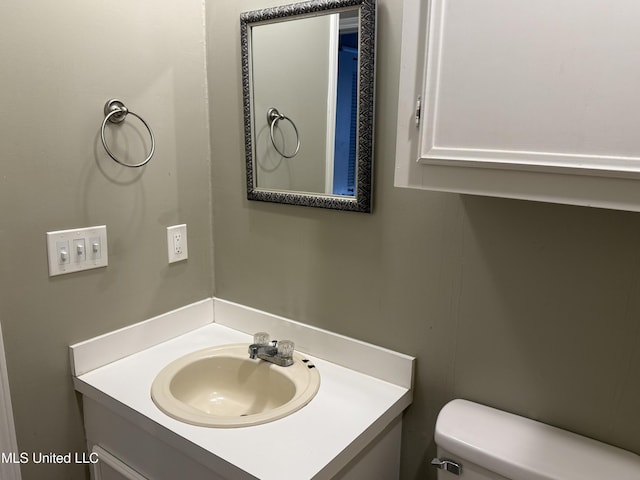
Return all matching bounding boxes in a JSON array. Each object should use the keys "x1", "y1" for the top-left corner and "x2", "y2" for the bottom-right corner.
[
  {"x1": 267, "y1": 107, "x2": 300, "y2": 159},
  {"x1": 100, "y1": 99, "x2": 155, "y2": 168}
]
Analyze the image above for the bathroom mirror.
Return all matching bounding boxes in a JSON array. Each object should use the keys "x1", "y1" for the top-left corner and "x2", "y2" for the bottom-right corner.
[{"x1": 241, "y1": 0, "x2": 376, "y2": 212}]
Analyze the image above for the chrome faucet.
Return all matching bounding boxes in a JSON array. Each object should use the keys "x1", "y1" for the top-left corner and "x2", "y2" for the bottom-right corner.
[{"x1": 248, "y1": 332, "x2": 295, "y2": 367}]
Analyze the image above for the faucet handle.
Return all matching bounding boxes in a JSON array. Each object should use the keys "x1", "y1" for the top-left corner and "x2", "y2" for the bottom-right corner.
[
  {"x1": 253, "y1": 332, "x2": 270, "y2": 346},
  {"x1": 277, "y1": 340, "x2": 295, "y2": 359}
]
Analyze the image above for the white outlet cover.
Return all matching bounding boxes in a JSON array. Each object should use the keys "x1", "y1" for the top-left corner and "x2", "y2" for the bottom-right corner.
[{"x1": 167, "y1": 224, "x2": 188, "y2": 263}]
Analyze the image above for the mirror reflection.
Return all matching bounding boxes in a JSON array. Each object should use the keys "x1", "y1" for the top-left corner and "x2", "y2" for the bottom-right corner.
[
  {"x1": 251, "y1": 9, "x2": 359, "y2": 196},
  {"x1": 241, "y1": 0, "x2": 376, "y2": 212}
]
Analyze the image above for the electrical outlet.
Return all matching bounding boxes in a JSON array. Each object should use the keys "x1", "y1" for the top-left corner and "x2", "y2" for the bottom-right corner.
[
  {"x1": 174, "y1": 231, "x2": 183, "y2": 255},
  {"x1": 167, "y1": 224, "x2": 188, "y2": 263}
]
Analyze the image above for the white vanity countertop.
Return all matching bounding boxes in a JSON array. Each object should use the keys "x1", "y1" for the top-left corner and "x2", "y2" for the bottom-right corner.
[{"x1": 72, "y1": 299, "x2": 413, "y2": 480}]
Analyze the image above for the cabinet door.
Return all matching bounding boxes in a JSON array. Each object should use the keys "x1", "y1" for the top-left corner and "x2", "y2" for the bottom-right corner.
[
  {"x1": 91, "y1": 446, "x2": 148, "y2": 480},
  {"x1": 395, "y1": 0, "x2": 640, "y2": 212}
]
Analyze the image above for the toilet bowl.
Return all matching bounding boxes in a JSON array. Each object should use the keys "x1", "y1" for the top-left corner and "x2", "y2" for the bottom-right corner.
[{"x1": 432, "y1": 399, "x2": 640, "y2": 479}]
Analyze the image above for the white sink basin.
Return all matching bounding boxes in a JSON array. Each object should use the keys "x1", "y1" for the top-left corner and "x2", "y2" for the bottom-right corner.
[{"x1": 151, "y1": 344, "x2": 320, "y2": 427}]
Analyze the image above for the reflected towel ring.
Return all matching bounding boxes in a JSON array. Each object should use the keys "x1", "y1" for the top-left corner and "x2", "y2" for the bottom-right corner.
[
  {"x1": 100, "y1": 99, "x2": 155, "y2": 168},
  {"x1": 267, "y1": 107, "x2": 300, "y2": 159}
]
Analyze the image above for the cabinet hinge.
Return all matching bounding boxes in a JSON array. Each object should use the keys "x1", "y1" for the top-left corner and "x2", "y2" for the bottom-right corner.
[{"x1": 415, "y1": 96, "x2": 422, "y2": 128}]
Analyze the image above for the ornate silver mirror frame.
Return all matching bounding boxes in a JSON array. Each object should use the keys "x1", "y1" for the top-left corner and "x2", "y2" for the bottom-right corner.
[{"x1": 241, "y1": 0, "x2": 376, "y2": 212}]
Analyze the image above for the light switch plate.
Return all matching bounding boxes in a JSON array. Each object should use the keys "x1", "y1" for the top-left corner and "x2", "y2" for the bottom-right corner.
[
  {"x1": 46, "y1": 226, "x2": 108, "y2": 276},
  {"x1": 167, "y1": 224, "x2": 188, "y2": 263}
]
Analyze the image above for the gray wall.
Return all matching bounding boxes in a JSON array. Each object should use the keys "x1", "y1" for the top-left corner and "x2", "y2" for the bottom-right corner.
[
  {"x1": 0, "y1": 1, "x2": 212, "y2": 479},
  {"x1": 208, "y1": 1, "x2": 640, "y2": 479}
]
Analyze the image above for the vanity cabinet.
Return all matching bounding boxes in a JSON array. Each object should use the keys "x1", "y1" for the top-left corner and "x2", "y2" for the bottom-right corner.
[
  {"x1": 395, "y1": 0, "x2": 640, "y2": 212},
  {"x1": 83, "y1": 396, "x2": 403, "y2": 480},
  {"x1": 84, "y1": 398, "x2": 227, "y2": 480},
  {"x1": 72, "y1": 300, "x2": 414, "y2": 480},
  {"x1": 90, "y1": 445, "x2": 148, "y2": 480}
]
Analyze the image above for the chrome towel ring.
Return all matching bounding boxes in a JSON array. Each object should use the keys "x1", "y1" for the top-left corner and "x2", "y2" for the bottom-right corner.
[
  {"x1": 100, "y1": 99, "x2": 155, "y2": 168},
  {"x1": 267, "y1": 107, "x2": 300, "y2": 159}
]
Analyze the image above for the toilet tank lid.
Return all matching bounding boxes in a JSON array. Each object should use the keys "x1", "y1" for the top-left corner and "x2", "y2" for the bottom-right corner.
[{"x1": 435, "y1": 400, "x2": 640, "y2": 480}]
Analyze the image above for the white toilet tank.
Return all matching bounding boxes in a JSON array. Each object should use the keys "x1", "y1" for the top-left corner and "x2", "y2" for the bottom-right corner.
[{"x1": 433, "y1": 399, "x2": 640, "y2": 480}]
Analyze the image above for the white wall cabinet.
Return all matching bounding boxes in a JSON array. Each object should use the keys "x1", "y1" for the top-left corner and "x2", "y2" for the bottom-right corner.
[{"x1": 395, "y1": 0, "x2": 640, "y2": 212}]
